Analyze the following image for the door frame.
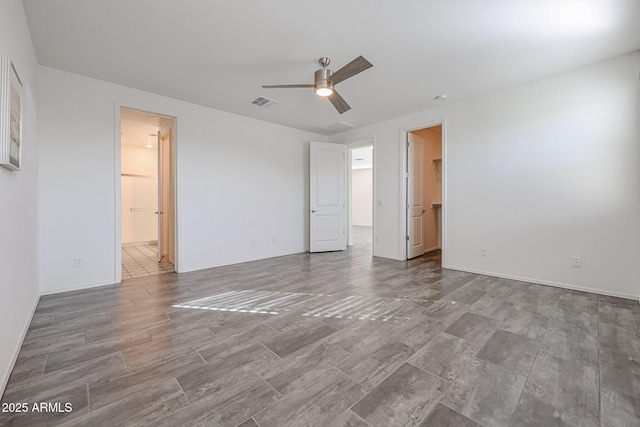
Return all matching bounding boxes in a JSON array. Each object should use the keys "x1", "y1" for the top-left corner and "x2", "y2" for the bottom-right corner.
[
  {"x1": 346, "y1": 138, "x2": 375, "y2": 251},
  {"x1": 114, "y1": 102, "x2": 180, "y2": 283},
  {"x1": 400, "y1": 119, "x2": 447, "y2": 263},
  {"x1": 157, "y1": 132, "x2": 163, "y2": 262}
]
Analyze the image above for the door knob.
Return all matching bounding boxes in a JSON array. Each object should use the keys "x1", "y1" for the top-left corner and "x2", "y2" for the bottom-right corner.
[
  {"x1": 155, "y1": 211, "x2": 164, "y2": 215},
  {"x1": 422, "y1": 209, "x2": 426, "y2": 214}
]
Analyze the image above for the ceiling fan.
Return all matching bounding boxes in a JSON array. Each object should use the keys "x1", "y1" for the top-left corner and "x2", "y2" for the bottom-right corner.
[{"x1": 262, "y1": 56, "x2": 373, "y2": 114}]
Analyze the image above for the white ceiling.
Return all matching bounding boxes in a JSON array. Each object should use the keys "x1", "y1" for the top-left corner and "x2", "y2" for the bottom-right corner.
[{"x1": 22, "y1": 0, "x2": 640, "y2": 135}]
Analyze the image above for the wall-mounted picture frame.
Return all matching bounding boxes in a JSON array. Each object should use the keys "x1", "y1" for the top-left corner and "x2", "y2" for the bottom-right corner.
[{"x1": 1, "y1": 57, "x2": 23, "y2": 171}]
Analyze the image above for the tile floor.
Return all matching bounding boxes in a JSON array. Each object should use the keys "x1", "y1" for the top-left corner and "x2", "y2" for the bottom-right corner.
[
  {"x1": 122, "y1": 243, "x2": 174, "y2": 280},
  {"x1": 1, "y1": 227, "x2": 639, "y2": 426}
]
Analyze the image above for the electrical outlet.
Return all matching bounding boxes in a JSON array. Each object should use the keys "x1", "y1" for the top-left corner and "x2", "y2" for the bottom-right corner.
[
  {"x1": 74, "y1": 257, "x2": 83, "y2": 268},
  {"x1": 480, "y1": 247, "x2": 488, "y2": 257},
  {"x1": 572, "y1": 256, "x2": 582, "y2": 268},
  {"x1": 251, "y1": 240, "x2": 256, "y2": 247}
]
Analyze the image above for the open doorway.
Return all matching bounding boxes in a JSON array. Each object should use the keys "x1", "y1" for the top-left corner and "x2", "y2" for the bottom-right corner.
[
  {"x1": 406, "y1": 125, "x2": 442, "y2": 264},
  {"x1": 347, "y1": 142, "x2": 374, "y2": 256},
  {"x1": 120, "y1": 108, "x2": 176, "y2": 280}
]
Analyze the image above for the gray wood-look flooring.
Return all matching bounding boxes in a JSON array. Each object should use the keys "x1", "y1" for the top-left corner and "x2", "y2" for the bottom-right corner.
[{"x1": 2, "y1": 226, "x2": 639, "y2": 426}]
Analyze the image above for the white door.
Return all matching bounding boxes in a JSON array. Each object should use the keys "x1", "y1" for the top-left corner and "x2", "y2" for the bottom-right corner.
[
  {"x1": 310, "y1": 141, "x2": 346, "y2": 252},
  {"x1": 407, "y1": 133, "x2": 425, "y2": 259}
]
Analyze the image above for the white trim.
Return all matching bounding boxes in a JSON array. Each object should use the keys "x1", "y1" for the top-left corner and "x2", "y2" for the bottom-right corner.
[
  {"x1": 0, "y1": 292, "x2": 40, "y2": 395},
  {"x1": 400, "y1": 118, "x2": 447, "y2": 263},
  {"x1": 374, "y1": 252, "x2": 404, "y2": 261},
  {"x1": 180, "y1": 250, "x2": 307, "y2": 273},
  {"x1": 347, "y1": 147, "x2": 353, "y2": 247},
  {"x1": 40, "y1": 279, "x2": 117, "y2": 296},
  {"x1": 114, "y1": 103, "x2": 122, "y2": 284},
  {"x1": 114, "y1": 102, "x2": 181, "y2": 284},
  {"x1": 444, "y1": 264, "x2": 639, "y2": 301}
]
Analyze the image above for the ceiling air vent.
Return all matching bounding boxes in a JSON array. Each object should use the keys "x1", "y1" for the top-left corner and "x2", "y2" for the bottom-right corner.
[
  {"x1": 251, "y1": 97, "x2": 278, "y2": 108},
  {"x1": 325, "y1": 121, "x2": 356, "y2": 133}
]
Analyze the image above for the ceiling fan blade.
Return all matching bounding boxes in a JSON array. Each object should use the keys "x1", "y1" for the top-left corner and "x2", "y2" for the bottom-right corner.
[
  {"x1": 330, "y1": 56, "x2": 373, "y2": 85},
  {"x1": 328, "y1": 90, "x2": 351, "y2": 114},
  {"x1": 262, "y1": 84, "x2": 314, "y2": 89}
]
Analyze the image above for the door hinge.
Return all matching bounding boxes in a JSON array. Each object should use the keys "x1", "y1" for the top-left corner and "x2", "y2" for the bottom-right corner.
[
  {"x1": 406, "y1": 142, "x2": 409, "y2": 148},
  {"x1": 406, "y1": 235, "x2": 410, "y2": 241}
]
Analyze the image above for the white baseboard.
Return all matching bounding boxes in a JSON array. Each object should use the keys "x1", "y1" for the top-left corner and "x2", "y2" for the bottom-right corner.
[
  {"x1": 372, "y1": 252, "x2": 404, "y2": 261},
  {"x1": 0, "y1": 292, "x2": 40, "y2": 397},
  {"x1": 443, "y1": 264, "x2": 638, "y2": 301},
  {"x1": 181, "y1": 249, "x2": 307, "y2": 274},
  {"x1": 40, "y1": 279, "x2": 118, "y2": 296}
]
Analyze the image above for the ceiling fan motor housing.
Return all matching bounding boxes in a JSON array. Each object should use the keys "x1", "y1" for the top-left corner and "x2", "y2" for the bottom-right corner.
[{"x1": 314, "y1": 68, "x2": 334, "y2": 94}]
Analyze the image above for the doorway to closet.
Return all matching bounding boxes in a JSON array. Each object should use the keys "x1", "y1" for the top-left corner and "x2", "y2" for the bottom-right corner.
[
  {"x1": 120, "y1": 108, "x2": 176, "y2": 280},
  {"x1": 406, "y1": 125, "x2": 442, "y2": 263}
]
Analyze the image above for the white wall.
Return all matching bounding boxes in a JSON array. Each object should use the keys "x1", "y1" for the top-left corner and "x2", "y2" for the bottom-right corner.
[
  {"x1": 121, "y1": 145, "x2": 158, "y2": 244},
  {"x1": 0, "y1": 0, "x2": 40, "y2": 395},
  {"x1": 39, "y1": 67, "x2": 326, "y2": 294},
  {"x1": 330, "y1": 52, "x2": 640, "y2": 299},
  {"x1": 352, "y1": 168, "x2": 372, "y2": 226}
]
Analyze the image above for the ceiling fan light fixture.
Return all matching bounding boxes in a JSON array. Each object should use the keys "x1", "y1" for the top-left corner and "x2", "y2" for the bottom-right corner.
[{"x1": 315, "y1": 84, "x2": 333, "y2": 97}]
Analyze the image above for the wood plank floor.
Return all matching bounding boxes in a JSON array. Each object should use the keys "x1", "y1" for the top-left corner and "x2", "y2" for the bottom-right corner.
[{"x1": 2, "y1": 227, "x2": 639, "y2": 426}]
